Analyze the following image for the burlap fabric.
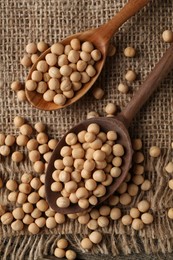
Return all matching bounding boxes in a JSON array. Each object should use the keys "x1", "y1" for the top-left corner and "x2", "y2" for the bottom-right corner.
[{"x1": 0, "y1": 0, "x2": 173, "y2": 259}]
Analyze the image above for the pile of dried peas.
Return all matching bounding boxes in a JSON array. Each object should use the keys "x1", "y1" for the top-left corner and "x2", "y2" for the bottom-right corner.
[
  {"x1": 0, "y1": 106, "x2": 156, "y2": 259},
  {"x1": 0, "y1": 29, "x2": 173, "y2": 258}
]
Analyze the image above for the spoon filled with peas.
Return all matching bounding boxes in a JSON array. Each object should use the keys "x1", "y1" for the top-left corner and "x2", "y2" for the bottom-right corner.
[
  {"x1": 45, "y1": 44, "x2": 173, "y2": 214},
  {"x1": 25, "y1": 0, "x2": 150, "y2": 110}
]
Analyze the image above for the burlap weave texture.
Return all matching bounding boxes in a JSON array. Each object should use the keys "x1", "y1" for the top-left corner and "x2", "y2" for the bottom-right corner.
[{"x1": 0, "y1": 0, "x2": 173, "y2": 259}]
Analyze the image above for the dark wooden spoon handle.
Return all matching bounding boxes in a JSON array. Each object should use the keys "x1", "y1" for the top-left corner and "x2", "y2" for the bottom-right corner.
[{"x1": 120, "y1": 43, "x2": 173, "y2": 128}]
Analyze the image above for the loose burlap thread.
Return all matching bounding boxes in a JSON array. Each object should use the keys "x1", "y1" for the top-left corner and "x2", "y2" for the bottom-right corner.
[{"x1": 0, "y1": 0, "x2": 173, "y2": 259}]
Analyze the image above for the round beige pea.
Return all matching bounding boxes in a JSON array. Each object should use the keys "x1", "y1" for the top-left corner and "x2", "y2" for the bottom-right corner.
[
  {"x1": 48, "y1": 139, "x2": 58, "y2": 150},
  {"x1": 110, "y1": 167, "x2": 121, "y2": 178},
  {"x1": 1, "y1": 212, "x2": 13, "y2": 225},
  {"x1": 11, "y1": 81, "x2": 23, "y2": 91},
  {"x1": 35, "y1": 217, "x2": 46, "y2": 228},
  {"x1": 27, "y1": 139, "x2": 39, "y2": 150},
  {"x1": 17, "y1": 192, "x2": 27, "y2": 204},
  {"x1": 70, "y1": 38, "x2": 81, "y2": 50},
  {"x1": 6, "y1": 179, "x2": 18, "y2": 191},
  {"x1": 89, "y1": 231, "x2": 102, "y2": 244},
  {"x1": 68, "y1": 50, "x2": 80, "y2": 63},
  {"x1": 60, "y1": 65, "x2": 72, "y2": 77},
  {"x1": 93, "y1": 184, "x2": 106, "y2": 197},
  {"x1": 53, "y1": 94, "x2": 66, "y2": 105},
  {"x1": 89, "y1": 195, "x2": 98, "y2": 205},
  {"x1": 58, "y1": 54, "x2": 69, "y2": 67},
  {"x1": 21, "y1": 173, "x2": 33, "y2": 183},
  {"x1": 107, "y1": 131, "x2": 117, "y2": 141},
  {"x1": 16, "y1": 135, "x2": 29, "y2": 146},
  {"x1": 141, "y1": 212, "x2": 154, "y2": 224},
  {"x1": 36, "y1": 199, "x2": 49, "y2": 212},
  {"x1": 93, "y1": 170, "x2": 106, "y2": 182},
  {"x1": 81, "y1": 237, "x2": 93, "y2": 250},
  {"x1": 11, "y1": 219, "x2": 24, "y2": 231},
  {"x1": 11, "y1": 151, "x2": 24, "y2": 163},
  {"x1": 12, "y1": 207, "x2": 25, "y2": 220},
  {"x1": 132, "y1": 218, "x2": 144, "y2": 230},
  {"x1": 130, "y1": 208, "x2": 140, "y2": 218},
  {"x1": 77, "y1": 60, "x2": 87, "y2": 72},
  {"x1": 31, "y1": 70, "x2": 42, "y2": 82},
  {"x1": 30, "y1": 177, "x2": 42, "y2": 190},
  {"x1": 80, "y1": 72, "x2": 90, "y2": 83},
  {"x1": 117, "y1": 182, "x2": 127, "y2": 194},
  {"x1": 6, "y1": 192, "x2": 16, "y2": 202},
  {"x1": 113, "y1": 144, "x2": 124, "y2": 156},
  {"x1": 92, "y1": 87, "x2": 104, "y2": 99},
  {"x1": 149, "y1": 146, "x2": 161, "y2": 157},
  {"x1": 5, "y1": 135, "x2": 15, "y2": 146},
  {"x1": 121, "y1": 215, "x2": 133, "y2": 226},
  {"x1": 119, "y1": 193, "x2": 132, "y2": 205},
  {"x1": 125, "y1": 70, "x2": 137, "y2": 82},
  {"x1": 112, "y1": 157, "x2": 122, "y2": 167},
  {"x1": 29, "y1": 150, "x2": 40, "y2": 162},
  {"x1": 168, "y1": 179, "x2": 173, "y2": 190},
  {"x1": 37, "y1": 132, "x2": 48, "y2": 144},
  {"x1": 97, "y1": 216, "x2": 109, "y2": 227},
  {"x1": 105, "y1": 103, "x2": 117, "y2": 115},
  {"x1": 57, "y1": 238, "x2": 68, "y2": 249},
  {"x1": 37, "y1": 60, "x2": 49, "y2": 73},
  {"x1": 37, "y1": 82, "x2": 48, "y2": 95},
  {"x1": 82, "y1": 41, "x2": 94, "y2": 53},
  {"x1": 65, "y1": 133, "x2": 77, "y2": 145},
  {"x1": 20, "y1": 55, "x2": 32, "y2": 67},
  {"x1": 118, "y1": 83, "x2": 129, "y2": 94},
  {"x1": 65, "y1": 181, "x2": 77, "y2": 193},
  {"x1": 22, "y1": 202, "x2": 34, "y2": 214},
  {"x1": 23, "y1": 214, "x2": 34, "y2": 225},
  {"x1": 93, "y1": 150, "x2": 106, "y2": 161},
  {"x1": 45, "y1": 53, "x2": 58, "y2": 66},
  {"x1": 37, "y1": 41, "x2": 49, "y2": 52},
  {"x1": 70, "y1": 71, "x2": 81, "y2": 82},
  {"x1": 80, "y1": 51, "x2": 91, "y2": 62},
  {"x1": 127, "y1": 183, "x2": 139, "y2": 196},
  {"x1": 51, "y1": 42, "x2": 64, "y2": 55},
  {"x1": 43, "y1": 89, "x2": 56, "y2": 102},
  {"x1": 19, "y1": 183, "x2": 32, "y2": 194},
  {"x1": 76, "y1": 187, "x2": 89, "y2": 199},
  {"x1": 65, "y1": 250, "x2": 77, "y2": 260},
  {"x1": 56, "y1": 197, "x2": 70, "y2": 208},
  {"x1": 78, "y1": 213, "x2": 90, "y2": 224},
  {"x1": 28, "y1": 222, "x2": 40, "y2": 234},
  {"x1": 162, "y1": 30, "x2": 173, "y2": 43},
  {"x1": 137, "y1": 200, "x2": 150, "y2": 213},
  {"x1": 16, "y1": 90, "x2": 27, "y2": 102},
  {"x1": 26, "y1": 42, "x2": 37, "y2": 54},
  {"x1": 48, "y1": 78, "x2": 60, "y2": 91},
  {"x1": 46, "y1": 216, "x2": 57, "y2": 229},
  {"x1": 86, "y1": 65, "x2": 96, "y2": 77},
  {"x1": 28, "y1": 191, "x2": 40, "y2": 204},
  {"x1": 91, "y1": 49, "x2": 102, "y2": 61},
  {"x1": 132, "y1": 138, "x2": 142, "y2": 150},
  {"x1": 60, "y1": 79, "x2": 72, "y2": 92},
  {"x1": 54, "y1": 248, "x2": 65, "y2": 258},
  {"x1": 20, "y1": 124, "x2": 33, "y2": 136},
  {"x1": 124, "y1": 46, "x2": 136, "y2": 58},
  {"x1": 132, "y1": 175, "x2": 144, "y2": 185},
  {"x1": 141, "y1": 180, "x2": 151, "y2": 191},
  {"x1": 78, "y1": 199, "x2": 89, "y2": 209},
  {"x1": 110, "y1": 207, "x2": 121, "y2": 220}
]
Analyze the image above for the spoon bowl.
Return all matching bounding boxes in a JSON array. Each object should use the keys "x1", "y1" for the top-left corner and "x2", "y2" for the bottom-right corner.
[
  {"x1": 26, "y1": 30, "x2": 107, "y2": 110},
  {"x1": 26, "y1": 0, "x2": 150, "y2": 110},
  {"x1": 45, "y1": 117, "x2": 132, "y2": 214},
  {"x1": 45, "y1": 43, "x2": 173, "y2": 214}
]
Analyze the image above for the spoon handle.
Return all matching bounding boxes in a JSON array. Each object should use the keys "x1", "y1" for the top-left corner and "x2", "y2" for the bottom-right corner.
[
  {"x1": 120, "y1": 44, "x2": 173, "y2": 128},
  {"x1": 98, "y1": 0, "x2": 150, "y2": 45}
]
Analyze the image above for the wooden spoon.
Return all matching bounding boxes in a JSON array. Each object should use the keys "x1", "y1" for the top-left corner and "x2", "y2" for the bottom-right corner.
[
  {"x1": 45, "y1": 44, "x2": 173, "y2": 214},
  {"x1": 26, "y1": 0, "x2": 150, "y2": 110}
]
